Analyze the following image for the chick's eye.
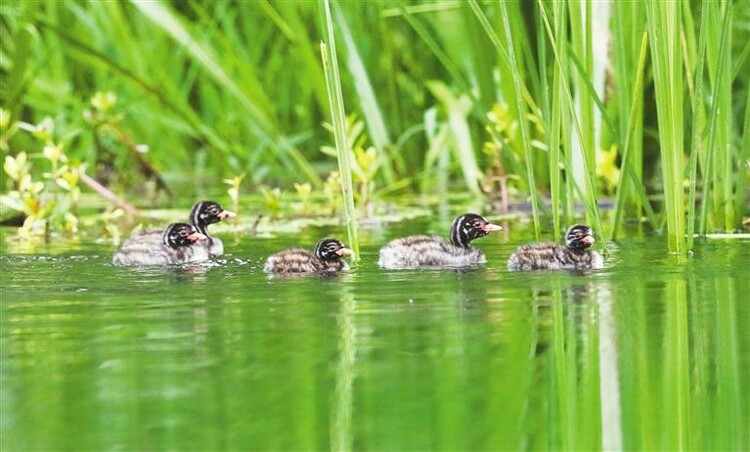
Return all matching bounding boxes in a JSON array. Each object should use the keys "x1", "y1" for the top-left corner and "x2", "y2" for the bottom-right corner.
[{"x1": 473, "y1": 221, "x2": 482, "y2": 228}]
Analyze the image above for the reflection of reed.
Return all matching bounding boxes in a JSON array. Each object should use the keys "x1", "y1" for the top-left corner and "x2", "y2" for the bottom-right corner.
[
  {"x1": 663, "y1": 278, "x2": 690, "y2": 450},
  {"x1": 632, "y1": 259, "x2": 749, "y2": 450},
  {"x1": 547, "y1": 277, "x2": 611, "y2": 450},
  {"x1": 713, "y1": 276, "x2": 743, "y2": 449},
  {"x1": 331, "y1": 289, "x2": 355, "y2": 451},
  {"x1": 596, "y1": 282, "x2": 622, "y2": 450},
  {"x1": 550, "y1": 281, "x2": 574, "y2": 450}
]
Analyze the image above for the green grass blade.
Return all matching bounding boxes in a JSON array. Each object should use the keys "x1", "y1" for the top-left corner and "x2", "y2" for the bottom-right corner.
[
  {"x1": 333, "y1": 4, "x2": 400, "y2": 185},
  {"x1": 395, "y1": 1, "x2": 470, "y2": 94},
  {"x1": 131, "y1": 0, "x2": 321, "y2": 185},
  {"x1": 321, "y1": 0, "x2": 359, "y2": 260},
  {"x1": 537, "y1": 0, "x2": 604, "y2": 245},
  {"x1": 565, "y1": 49, "x2": 618, "y2": 146},
  {"x1": 737, "y1": 83, "x2": 750, "y2": 226},
  {"x1": 611, "y1": 32, "x2": 659, "y2": 241},
  {"x1": 130, "y1": 1, "x2": 273, "y2": 133},
  {"x1": 686, "y1": 1, "x2": 709, "y2": 248},
  {"x1": 566, "y1": 38, "x2": 658, "y2": 233},
  {"x1": 567, "y1": 1, "x2": 598, "y2": 219},
  {"x1": 499, "y1": 0, "x2": 541, "y2": 238},
  {"x1": 427, "y1": 81, "x2": 481, "y2": 195},
  {"x1": 4, "y1": 20, "x2": 33, "y2": 109},
  {"x1": 35, "y1": 19, "x2": 231, "y2": 152},
  {"x1": 698, "y1": 1, "x2": 732, "y2": 234},
  {"x1": 547, "y1": 6, "x2": 564, "y2": 238},
  {"x1": 731, "y1": 40, "x2": 750, "y2": 82},
  {"x1": 260, "y1": 1, "x2": 330, "y2": 110},
  {"x1": 646, "y1": 1, "x2": 686, "y2": 254}
]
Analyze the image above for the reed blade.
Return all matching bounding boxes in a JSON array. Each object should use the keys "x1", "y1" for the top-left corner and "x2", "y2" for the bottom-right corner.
[
  {"x1": 646, "y1": 2, "x2": 686, "y2": 254},
  {"x1": 321, "y1": 0, "x2": 360, "y2": 260},
  {"x1": 499, "y1": 0, "x2": 542, "y2": 238},
  {"x1": 538, "y1": 1, "x2": 605, "y2": 246}
]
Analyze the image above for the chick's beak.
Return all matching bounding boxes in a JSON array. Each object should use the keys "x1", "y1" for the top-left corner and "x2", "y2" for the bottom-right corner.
[
  {"x1": 218, "y1": 210, "x2": 237, "y2": 220},
  {"x1": 336, "y1": 247, "x2": 354, "y2": 257},
  {"x1": 580, "y1": 235, "x2": 595, "y2": 246},
  {"x1": 482, "y1": 223, "x2": 503, "y2": 233},
  {"x1": 188, "y1": 232, "x2": 208, "y2": 243}
]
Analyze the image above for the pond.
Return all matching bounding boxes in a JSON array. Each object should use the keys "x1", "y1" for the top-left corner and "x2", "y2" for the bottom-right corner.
[{"x1": 1, "y1": 215, "x2": 749, "y2": 450}]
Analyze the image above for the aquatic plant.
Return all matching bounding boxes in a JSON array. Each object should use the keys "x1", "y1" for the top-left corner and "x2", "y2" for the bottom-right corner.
[
  {"x1": 321, "y1": 115, "x2": 381, "y2": 216},
  {"x1": 224, "y1": 173, "x2": 245, "y2": 216},
  {"x1": 260, "y1": 186, "x2": 282, "y2": 219},
  {"x1": 1, "y1": 122, "x2": 82, "y2": 239},
  {"x1": 1, "y1": 1, "x2": 748, "y2": 252},
  {"x1": 293, "y1": 182, "x2": 313, "y2": 216}
]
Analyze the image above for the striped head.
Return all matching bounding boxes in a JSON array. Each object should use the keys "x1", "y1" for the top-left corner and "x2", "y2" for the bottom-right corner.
[
  {"x1": 189, "y1": 200, "x2": 236, "y2": 233},
  {"x1": 449, "y1": 214, "x2": 502, "y2": 248},
  {"x1": 162, "y1": 223, "x2": 207, "y2": 248},
  {"x1": 565, "y1": 224, "x2": 595, "y2": 251},
  {"x1": 314, "y1": 238, "x2": 354, "y2": 261}
]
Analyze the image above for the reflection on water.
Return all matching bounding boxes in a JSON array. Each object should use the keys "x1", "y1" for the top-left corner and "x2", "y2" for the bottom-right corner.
[{"x1": 1, "y1": 226, "x2": 748, "y2": 450}]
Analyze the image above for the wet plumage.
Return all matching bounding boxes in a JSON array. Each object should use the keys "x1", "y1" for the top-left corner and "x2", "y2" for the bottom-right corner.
[
  {"x1": 378, "y1": 214, "x2": 502, "y2": 269},
  {"x1": 120, "y1": 200, "x2": 236, "y2": 256},
  {"x1": 507, "y1": 224, "x2": 603, "y2": 271},
  {"x1": 264, "y1": 238, "x2": 353, "y2": 274},
  {"x1": 112, "y1": 223, "x2": 208, "y2": 266}
]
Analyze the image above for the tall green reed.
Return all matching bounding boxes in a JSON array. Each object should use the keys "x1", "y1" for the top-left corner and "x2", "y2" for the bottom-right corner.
[
  {"x1": 739, "y1": 90, "x2": 750, "y2": 226},
  {"x1": 698, "y1": 1, "x2": 734, "y2": 235},
  {"x1": 612, "y1": 3, "x2": 647, "y2": 221},
  {"x1": 567, "y1": 1, "x2": 597, "y2": 212},
  {"x1": 4, "y1": 1, "x2": 748, "y2": 245},
  {"x1": 610, "y1": 33, "x2": 655, "y2": 241},
  {"x1": 537, "y1": 1, "x2": 605, "y2": 243},
  {"x1": 546, "y1": 0, "x2": 568, "y2": 239},
  {"x1": 332, "y1": 3, "x2": 402, "y2": 186},
  {"x1": 685, "y1": 1, "x2": 709, "y2": 249},
  {"x1": 321, "y1": 0, "x2": 359, "y2": 259},
  {"x1": 498, "y1": 0, "x2": 541, "y2": 238},
  {"x1": 396, "y1": 2, "x2": 485, "y2": 196},
  {"x1": 469, "y1": 0, "x2": 542, "y2": 237},
  {"x1": 646, "y1": 2, "x2": 686, "y2": 254}
]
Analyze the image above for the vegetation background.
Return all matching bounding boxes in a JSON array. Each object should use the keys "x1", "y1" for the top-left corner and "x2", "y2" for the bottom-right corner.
[{"x1": 1, "y1": 0, "x2": 748, "y2": 253}]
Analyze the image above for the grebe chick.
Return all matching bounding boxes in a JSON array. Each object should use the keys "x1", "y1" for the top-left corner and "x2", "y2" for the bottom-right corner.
[
  {"x1": 113, "y1": 223, "x2": 208, "y2": 266},
  {"x1": 121, "y1": 200, "x2": 236, "y2": 256},
  {"x1": 378, "y1": 213, "x2": 502, "y2": 269},
  {"x1": 507, "y1": 224, "x2": 603, "y2": 271},
  {"x1": 263, "y1": 238, "x2": 353, "y2": 274}
]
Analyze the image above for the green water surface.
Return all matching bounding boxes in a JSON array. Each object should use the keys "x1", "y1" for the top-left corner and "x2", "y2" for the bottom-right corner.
[{"x1": 1, "y1": 219, "x2": 748, "y2": 450}]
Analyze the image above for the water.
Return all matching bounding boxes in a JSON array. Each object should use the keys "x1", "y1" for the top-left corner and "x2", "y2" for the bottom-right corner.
[{"x1": 1, "y1": 219, "x2": 749, "y2": 450}]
